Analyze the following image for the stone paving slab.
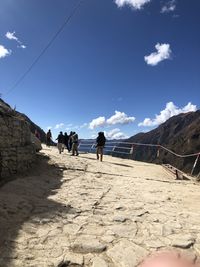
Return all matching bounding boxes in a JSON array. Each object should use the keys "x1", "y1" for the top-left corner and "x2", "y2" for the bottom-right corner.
[{"x1": 0, "y1": 147, "x2": 200, "y2": 267}]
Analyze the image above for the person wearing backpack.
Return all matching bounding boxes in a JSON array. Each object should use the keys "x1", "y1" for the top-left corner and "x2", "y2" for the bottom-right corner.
[
  {"x1": 56, "y1": 132, "x2": 64, "y2": 154},
  {"x1": 96, "y1": 132, "x2": 106, "y2": 162},
  {"x1": 71, "y1": 132, "x2": 79, "y2": 156}
]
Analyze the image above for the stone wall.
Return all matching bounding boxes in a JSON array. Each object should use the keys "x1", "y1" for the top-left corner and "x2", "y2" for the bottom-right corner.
[{"x1": 0, "y1": 109, "x2": 36, "y2": 178}]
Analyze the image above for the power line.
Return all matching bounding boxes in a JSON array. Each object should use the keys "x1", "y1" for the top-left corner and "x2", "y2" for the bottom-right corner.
[{"x1": 4, "y1": 0, "x2": 84, "y2": 96}]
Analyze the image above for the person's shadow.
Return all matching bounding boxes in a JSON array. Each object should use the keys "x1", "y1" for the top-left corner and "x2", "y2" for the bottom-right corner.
[{"x1": 0, "y1": 154, "x2": 76, "y2": 267}]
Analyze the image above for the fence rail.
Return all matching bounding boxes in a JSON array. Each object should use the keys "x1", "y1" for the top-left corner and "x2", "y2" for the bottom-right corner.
[{"x1": 78, "y1": 140, "x2": 200, "y2": 176}]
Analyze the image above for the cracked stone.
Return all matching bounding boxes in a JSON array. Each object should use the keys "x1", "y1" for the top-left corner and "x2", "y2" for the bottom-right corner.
[
  {"x1": 107, "y1": 240, "x2": 148, "y2": 267},
  {"x1": 171, "y1": 234, "x2": 195, "y2": 248},
  {"x1": 71, "y1": 237, "x2": 106, "y2": 254},
  {"x1": 92, "y1": 257, "x2": 108, "y2": 267},
  {"x1": 113, "y1": 216, "x2": 127, "y2": 223}
]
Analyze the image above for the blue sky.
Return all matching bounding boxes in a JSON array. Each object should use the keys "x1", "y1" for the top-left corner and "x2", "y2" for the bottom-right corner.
[{"x1": 0, "y1": 0, "x2": 199, "y2": 140}]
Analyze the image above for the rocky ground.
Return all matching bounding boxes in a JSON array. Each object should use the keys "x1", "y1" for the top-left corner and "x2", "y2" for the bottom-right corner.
[{"x1": 0, "y1": 146, "x2": 200, "y2": 267}]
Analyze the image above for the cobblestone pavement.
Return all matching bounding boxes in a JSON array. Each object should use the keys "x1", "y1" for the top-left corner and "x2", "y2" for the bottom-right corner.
[{"x1": 0, "y1": 147, "x2": 200, "y2": 267}]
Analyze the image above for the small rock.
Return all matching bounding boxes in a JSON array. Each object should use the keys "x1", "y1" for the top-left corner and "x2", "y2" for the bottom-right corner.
[
  {"x1": 71, "y1": 238, "x2": 106, "y2": 254},
  {"x1": 113, "y1": 216, "x2": 127, "y2": 223},
  {"x1": 171, "y1": 234, "x2": 195, "y2": 249},
  {"x1": 92, "y1": 257, "x2": 108, "y2": 267},
  {"x1": 115, "y1": 204, "x2": 125, "y2": 210},
  {"x1": 135, "y1": 210, "x2": 149, "y2": 217},
  {"x1": 63, "y1": 252, "x2": 84, "y2": 266}
]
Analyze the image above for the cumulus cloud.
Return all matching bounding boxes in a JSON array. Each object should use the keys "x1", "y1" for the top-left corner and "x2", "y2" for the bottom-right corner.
[
  {"x1": 89, "y1": 117, "x2": 106, "y2": 130},
  {"x1": 115, "y1": 0, "x2": 151, "y2": 9},
  {"x1": 89, "y1": 111, "x2": 135, "y2": 129},
  {"x1": 107, "y1": 111, "x2": 135, "y2": 125},
  {"x1": 144, "y1": 43, "x2": 172, "y2": 66},
  {"x1": 0, "y1": 45, "x2": 11, "y2": 59},
  {"x1": 5, "y1": 31, "x2": 26, "y2": 49},
  {"x1": 55, "y1": 123, "x2": 64, "y2": 129},
  {"x1": 138, "y1": 102, "x2": 197, "y2": 127},
  {"x1": 161, "y1": 0, "x2": 176, "y2": 13},
  {"x1": 105, "y1": 128, "x2": 129, "y2": 140}
]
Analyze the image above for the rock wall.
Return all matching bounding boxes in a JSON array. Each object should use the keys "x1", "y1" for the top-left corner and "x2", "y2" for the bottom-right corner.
[
  {"x1": 0, "y1": 106, "x2": 36, "y2": 179},
  {"x1": 0, "y1": 98, "x2": 46, "y2": 143}
]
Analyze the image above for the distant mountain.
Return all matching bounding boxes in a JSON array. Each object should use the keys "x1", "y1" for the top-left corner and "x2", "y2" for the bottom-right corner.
[
  {"x1": 116, "y1": 111, "x2": 200, "y2": 175},
  {"x1": 0, "y1": 98, "x2": 46, "y2": 142}
]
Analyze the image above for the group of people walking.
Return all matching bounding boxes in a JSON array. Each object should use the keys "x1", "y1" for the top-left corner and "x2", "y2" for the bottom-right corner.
[
  {"x1": 46, "y1": 130, "x2": 79, "y2": 156},
  {"x1": 46, "y1": 129, "x2": 106, "y2": 161}
]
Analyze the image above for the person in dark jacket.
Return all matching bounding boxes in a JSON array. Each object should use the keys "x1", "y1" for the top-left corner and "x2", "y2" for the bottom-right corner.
[
  {"x1": 68, "y1": 131, "x2": 73, "y2": 152},
  {"x1": 46, "y1": 129, "x2": 52, "y2": 147},
  {"x1": 96, "y1": 132, "x2": 106, "y2": 161},
  {"x1": 56, "y1": 132, "x2": 64, "y2": 154},
  {"x1": 64, "y1": 132, "x2": 69, "y2": 152}
]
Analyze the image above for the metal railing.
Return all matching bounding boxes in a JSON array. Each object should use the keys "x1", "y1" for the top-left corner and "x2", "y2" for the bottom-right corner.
[{"x1": 78, "y1": 140, "x2": 200, "y2": 176}]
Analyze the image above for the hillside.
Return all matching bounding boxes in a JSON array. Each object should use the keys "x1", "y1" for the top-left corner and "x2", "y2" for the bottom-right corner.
[
  {"x1": 0, "y1": 98, "x2": 46, "y2": 142},
  {"x1": 126, "y1": 111, "x2": 200, "y2": 174}
]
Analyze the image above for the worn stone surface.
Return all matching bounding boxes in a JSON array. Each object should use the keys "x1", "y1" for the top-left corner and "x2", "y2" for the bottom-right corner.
[
  {"x1": 171, "y1": 234, "x2": 195, "y2": 249},
  {"x1": 107, "y1": 240, "x2": 148, "y2": 267},
  {"x1": 0, "y1": 146, "x2": 200, "y2": 266},
  {"x1": 71, "y1": 237, "x2": 106, "y2": 254},
  {"x1": 92, "y1": 257, "x2": 108, "y2": 267}
]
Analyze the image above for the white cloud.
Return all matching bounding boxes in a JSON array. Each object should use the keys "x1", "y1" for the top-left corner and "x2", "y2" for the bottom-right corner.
[
  {"x1": 107, "y1": 111, "x2": 135, "y2": 125},
  {"x1": 161, "y1": 0, "x2": 176, "y2": 13},
  {"x1": 89, "y1": 111, "x2": 135, "y2": 129},
  {"x1": 47, "y1": 126, "x2": 52, "y2": 130},
  {"x1": 115, "y1": 0, "x2": 151, "y2": 9},
  {"x1": 0, "y1": 45, "x2": 11, "y2": 59},
  {"x1": 105, "y1": 128, "x2": 129, "y2": 140},
  {"x1": 55, "y1": 123, "x2": 64, "y2": 129},
  {"x1": 89, "y1": 117, "x2": 106, "y2": 130},
  {"x1": 20, "y1": 44, "x2": 26, "y2": 49},
  {"x1": 5, "y1": 31, "x2": 18, "y2": 41},
  {"x1": 5, "y1": 31, "x2": 26, "y2": 49},
  {"x1": 144, "y1": 43, "x2": 172, "y2": 66},
  {"x1": 138, "y1": 102, "x2": 197, "y2": 127},
  {"x1": 182, "y1": 102, "x2": 197, "y2": 113}
]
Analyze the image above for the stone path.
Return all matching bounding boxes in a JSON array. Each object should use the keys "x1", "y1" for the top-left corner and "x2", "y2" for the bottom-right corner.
[{"x1": 0, "y1": 147, "x2": 200, "y2": 267}]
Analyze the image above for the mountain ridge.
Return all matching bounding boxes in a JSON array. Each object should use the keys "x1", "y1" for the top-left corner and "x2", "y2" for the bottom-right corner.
[{"x1": 126, "y1": 110, "x2": 200, "y2": 174}]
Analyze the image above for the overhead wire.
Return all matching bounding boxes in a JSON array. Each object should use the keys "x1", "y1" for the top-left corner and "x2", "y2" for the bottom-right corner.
[{"x1": 4, "y1": 0, "x2": 84, "y2": 96}]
